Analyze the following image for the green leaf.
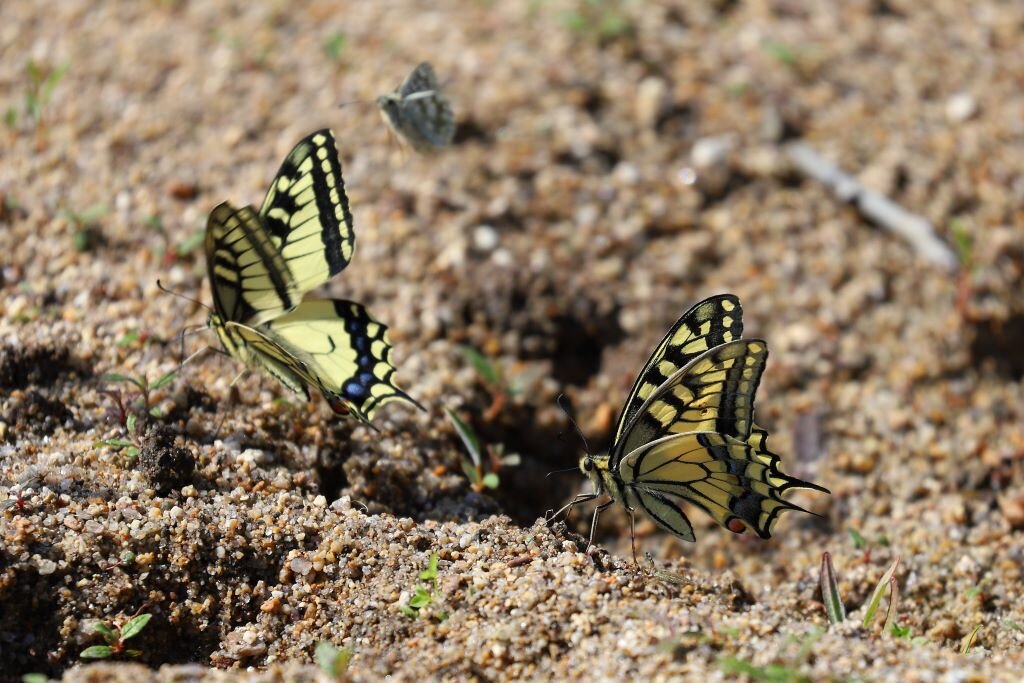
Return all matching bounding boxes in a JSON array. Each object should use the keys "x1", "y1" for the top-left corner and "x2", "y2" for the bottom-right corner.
[
  {"x1": 93, "y1": 621, "x2": 118, "y2": 643},
  {"x1": 500, "y1": 453, "x2": 521, "y2": 467},
  {"x1": 408, "y1": 587, "x2": 432, "y2": 609},
  {"x1": 398, "y1": 604, "x2": 418, "y2": 618},
  {"x1": 459, "y1": 346, "x2": 501, "y2": 387},
  {"x1": 124, "y1": 446, "x2": 141, "y2": 462},
  {"x1": 124, "y1": 649, "x2": 142, "y2": 658},
  {"x1": 847, "y1": 528, "x2": 866, "y2": 549},
  {"x1": 117, "y1": 330, "x2": 140, "y2": 347},
  {"x1": 76, "y1": 203, "x2": 109, "y2": 224},
  {"x1": 961, "y1": 624, "x2": 981, "y2": 654},
  {"x1": 315, "y1": 641, "x2": 354, "y2": 677},
  {"x1": 445, "y1": 407, "x2": 483, "y2": 468},
  {"x1": 150, "y1": 370, "x2": 177, "y2": 390},
  {"x1": 419, "y1": 554, "x2": 439, "y2": 581},
  {"x1": 80, "y1": 645, "x2": 114, "y2": 659},
  {"x1": 1004, "y1": 619, "x2": 1023, "y2": 632},
  {"x1": 482, "y1": 472, "x2": 500, "y2": 489},
  {"x1": 22, "y1": 674, "x2": 48, "y2": 683},
  {"x1": 120, "y1": 613, "x2": 152, "y2": 641},
  {"x1": 93, "y1": 438, "x2": 135, "y2": 450},
  {"x1": 819, "y1": 552, "x2": 845, "y2": 625},
  {"x1": 322, "y1": 31, "x2": 347, "y2": 61},
  {"x1": 460, "y1": 459, "x2": 481, "y2": 485},
  {"x1": 148, "y1": 405, "x2": 164, "y2": 418},
  {"x1": 863, "y1": 556, "x2": 900, "y2": 628},
  {"x1": 126, "y1": 414, "x2": 138, "y2": 434},
  {"x1": 175, "y1": 230, "x2": 205, "y2": 256},
  {"x1": 102, "y1": 373, "x2": 147, "y2": 391},
  {"x1": 763, "y1": 40, "x2": 797, "y2": 66},
  {"x1": 890, "y1": 622, "x2": 912, "y2": 639}
]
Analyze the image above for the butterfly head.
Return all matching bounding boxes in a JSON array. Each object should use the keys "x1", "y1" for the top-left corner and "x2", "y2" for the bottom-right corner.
[{"x1": 578, "y1": 453, "x2": 609, "y2": 493}]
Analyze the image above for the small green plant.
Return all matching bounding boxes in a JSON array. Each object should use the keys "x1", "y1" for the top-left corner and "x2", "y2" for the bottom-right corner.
[
  {"x1": 847, "y1": 527, "x2": 867, "y2": 549},
  {"x1": 102, "y1": 369, "x2": 177, "y2": 418},
  {"x1": 718, "y1": 629, "x2": 821, "y2": 683},
  {"x1": 960, "y1": 624, "x2": 981, "y2": 654},
  {"x1": 819, "y1": 552, "x2": 845, "y2": 625},
  {"x1": 950, "y1": 218, "x2": 973, "y2": 268},
  {"x1": 763, "y1": 40, "x2": 798, "y2": 66},
  {"x1": 399, "y1": 554, "x2": 447, "y2": 621},
  {"x1": 561, "y1": 0, "x2": 633, "y2": 43},
  {"x1": 445, "y1": 407, "x2": 520, "y2": 492},
  {"x1": 323, "y1": 31, "x2": 347, "y2": 61},
  {"x1": 93, "y1": 413, "x2": 142, "y2": 464},
  {"x1": 1003, "y1": 619, "x2": 1023, "y2": 632},
  {"x1": 80, "y1": 613, "x2": 152, "y2": 660},
  {"x1": 5, "y1": 60, "x2": 68, "y2": 131},
  {"x1": 315, "y1": 640, "x2": 354, "y2": 680},
  {"x1": 61, "y1": 203, "x2": 109, "y2": 252},
  {"x1": 862, "y1": 556, "x2": 900, "y2": 631}
]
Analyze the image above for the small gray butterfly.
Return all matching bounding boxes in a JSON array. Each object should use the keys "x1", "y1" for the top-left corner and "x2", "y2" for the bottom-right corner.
[{"x1": 377, "y1": 62, "x2": 455, "y2": 153}]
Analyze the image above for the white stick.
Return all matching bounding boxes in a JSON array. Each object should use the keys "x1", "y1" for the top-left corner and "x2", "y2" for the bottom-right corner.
[{"x1": 786, "y1": 142, "x2": 959, "y2": 272}]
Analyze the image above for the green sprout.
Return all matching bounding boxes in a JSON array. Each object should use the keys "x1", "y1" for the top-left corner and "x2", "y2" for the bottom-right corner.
[
  {"x1": 445, "y1": 407, "x2": 520, "y2": 492},
  {"x1": 323, "y1": 32, "x2": 347, "y2": 62},
  {"x1": 819, "y1": 552, "x2": 845, "y2": 625},
  {"x1": 80, "y1": 613, "x2": 152, "y2": 660},
  {"x1": 847, "y1": 527, "x2": 867, "y2": 550},
  {"x1": 21, "y1": 675, "x2": 48, "y2": 683},
  {"x1": 5, "y1": 60, "x2": 68, "y2": 131},
  {"x1": 61, "y1": 204, "x2": 109, "y2": 253},
  {"x1": 561, "y1": 0, "x2": 633, "y2": 43},
  {"x1": 950, "y1": 218, "x2": 973, "y2": 268},
  {"x1": 93, "y1": 413, "x2": 142, "y2": 464},
  {"x1": 315, "y1": 641, "x2": 354, "y2": 681},
  {"x1": 102, "y1": 369, "x2": 177, "y2": 418},
  {"x1": 718, "y1": 628, "x2": 822, "y2": 683},
  {"x1": 399, "y1": 554, "x2": 447, "y2": 621},
  {"x1": 960, "y1": 624, "x2": 982, "y2": 655},
  {"x1": 862, "y1": 556, "x2": 900, "y2": 631}
]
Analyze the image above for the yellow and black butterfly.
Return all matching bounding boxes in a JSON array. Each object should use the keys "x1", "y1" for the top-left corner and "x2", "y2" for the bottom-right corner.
[
  {"x1": 203, "y1": 129, "x2": 422, "y2": 426},
  {"x1": 377, "y1": 62, "x2": 455, "y2": 153},
  {"x1": 554, "y1": 294, "x2": 828, "y2": 555}
]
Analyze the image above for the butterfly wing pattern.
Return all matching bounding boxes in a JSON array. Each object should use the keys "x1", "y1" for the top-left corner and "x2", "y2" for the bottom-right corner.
[
  {"x1": 578, "y1": 295, "x2": 827, "y2": 547},
  {"x1": 203, "y1": 129, "x2": 420, "y2": 426},
  {"x1": 377, "y1": 62, "x2": 455, "y2": 152}
]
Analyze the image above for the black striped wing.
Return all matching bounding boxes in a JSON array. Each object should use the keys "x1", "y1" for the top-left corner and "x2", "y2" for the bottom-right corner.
[
  {"x1": 258, "y1": 129, "x2": 355, "y2": 296},
  {"x1": 619, "y1": 432, "x2": 823, "y2": 540},
  {"x1": 227, "y1": 299, "x2": 421, "y2": 426},
  {"x1": 612, "y1": 337, "x2": 766, "y2": 466},
  {"x1": 612, "y1": 295, "x2": 743, "y2": 453},
  {"x1": 205, "y1": 202, "x2": 297, "y2": 325}
]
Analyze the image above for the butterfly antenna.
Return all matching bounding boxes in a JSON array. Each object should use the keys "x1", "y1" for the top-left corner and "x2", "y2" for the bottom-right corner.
[
  {"x1": 156, "y1": 279, "x2": 211, "y2": 313},
  {"x1": 556, "y1": 393, "x2": 591, "y2": 456},
  {"x1": 545, "y1": 465, "x2": 582, "y2": 479}
]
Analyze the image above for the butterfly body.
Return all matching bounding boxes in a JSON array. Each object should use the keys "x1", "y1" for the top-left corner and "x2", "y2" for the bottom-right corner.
[
  {"x1": 377, "y1": 62, "x2": 454, "y2": 152},
  {"x1": 203, "y1": 130, "x2": 420, "y2": 426},
  {"x1": 570, "y1": 295, "x2": 827, "y2": 547}
]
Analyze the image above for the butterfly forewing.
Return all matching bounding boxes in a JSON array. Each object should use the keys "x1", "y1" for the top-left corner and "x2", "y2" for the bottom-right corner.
[
  {"x1": 612, "y1": 294, "x2": 743, "y2": 446},
  {"x1": 205, "y1": 202, "x2": 297, "y2": 325},
  {"x1": 379, "y1": 62, "x2": 455, "y2": 152},
  {"x1": 613, "y1": 338, "x2": 767, "y2": 463},
  {"x1": 259, "y1": 129, "x2": 355, "y2": 294}
]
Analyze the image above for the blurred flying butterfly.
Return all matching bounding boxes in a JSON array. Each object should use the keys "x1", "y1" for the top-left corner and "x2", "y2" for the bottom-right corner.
[{"x1": 377, "y1": 62, "x2": 455, "y2": 153}]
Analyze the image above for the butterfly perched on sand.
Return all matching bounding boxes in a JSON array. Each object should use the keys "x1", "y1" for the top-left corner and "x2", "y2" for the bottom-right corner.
[
  {"x1": 376, "y1": 62, "x2": 455, "y2": 153},
  {"x1": 553, "y1": 294, "x2": 828, "y2": 556},
  {"x1": 203, "y1": 129, "x2": 422, "y2": 426}
]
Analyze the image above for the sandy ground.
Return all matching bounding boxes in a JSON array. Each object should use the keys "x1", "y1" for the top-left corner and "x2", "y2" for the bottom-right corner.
[{"x1": 2, "y1": 1, "x2": 1024, "y2": 681}]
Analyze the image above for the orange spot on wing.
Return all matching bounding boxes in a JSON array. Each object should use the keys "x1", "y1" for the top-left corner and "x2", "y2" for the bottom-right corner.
[{"x1": 727, "y1": 518, "x2": 747, "y2": 534}]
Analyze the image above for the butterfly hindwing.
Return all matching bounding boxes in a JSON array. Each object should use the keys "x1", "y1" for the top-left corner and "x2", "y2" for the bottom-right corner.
[
  {"x1": 613, "y1": 294, "x2": 743, "y2": 446},
  {"x1": 620, "y1": 431, "x2": 815, "y2": 539},
  {"x1": 227, "y1": 299, "x2": 419, "y2": 426},
  {"x1": 259, "y1": 129, "x2": 355, "y2": 295}
]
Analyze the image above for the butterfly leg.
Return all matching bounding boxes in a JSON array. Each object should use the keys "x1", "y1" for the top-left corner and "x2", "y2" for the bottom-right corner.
[
  {"x1": 586, "y1": 500, "x2": 615, "y2": 552},
  {"x1": 628, "y1": 508, "x2": 639, "y2": 568},
  {"x1": 546, "y1": 492, "x2": 597, "y2": 525}
]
